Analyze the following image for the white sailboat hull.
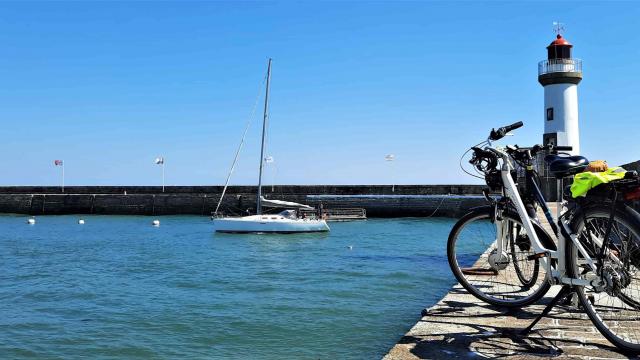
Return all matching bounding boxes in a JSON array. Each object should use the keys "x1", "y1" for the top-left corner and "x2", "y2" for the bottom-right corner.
[{"x1": 213, "y1": 215, "x2": 330, "y2": 233}]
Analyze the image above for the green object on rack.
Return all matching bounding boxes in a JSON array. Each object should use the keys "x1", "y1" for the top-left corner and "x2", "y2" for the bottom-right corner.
[{"x1": 571, "y1": 167, "x2": 627, "y2": 198}]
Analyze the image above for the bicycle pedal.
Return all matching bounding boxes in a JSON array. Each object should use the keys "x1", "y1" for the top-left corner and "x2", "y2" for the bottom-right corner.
[
  {"x1": 461, "y1": 267, "x2": 498, "y2": 276},
  {"x1": 527, "y1": 252, "x2": 547, "y2": 261}
]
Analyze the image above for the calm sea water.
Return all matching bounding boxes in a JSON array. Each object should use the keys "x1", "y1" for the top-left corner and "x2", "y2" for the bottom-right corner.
[{"x1": 0, "y1": 215, "x2": 457, "y2": 359}]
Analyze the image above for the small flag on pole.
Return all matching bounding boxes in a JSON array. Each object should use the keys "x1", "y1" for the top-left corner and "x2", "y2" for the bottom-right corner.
[
  {"x1": 54, "y1": 160, "x2": 65, "y2": 192},
  {"x1": 264, "y1": 156, "x2": 274, "y2": 163},
  {"x1": 155, "y1": 156, "x2": 165, "y2": 192},
  {"x1": 385, "y1": 154, "x2": 395, "y2": 192}
]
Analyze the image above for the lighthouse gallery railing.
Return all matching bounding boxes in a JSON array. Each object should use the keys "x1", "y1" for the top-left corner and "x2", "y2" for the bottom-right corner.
[{"x1": 538, "y1": 58, "x2": 582, "y2": 75}]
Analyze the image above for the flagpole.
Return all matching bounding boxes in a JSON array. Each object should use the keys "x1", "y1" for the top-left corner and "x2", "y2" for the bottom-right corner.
[
  {"x1": 385, "y1": 154, "x2": 395, "y2": 193},
  {"x1": 391, "y1": 160, "x2": 395, "y2": 193},
  {"x1": 155, "y1": 157, "x2": 165, "y2": 193}
]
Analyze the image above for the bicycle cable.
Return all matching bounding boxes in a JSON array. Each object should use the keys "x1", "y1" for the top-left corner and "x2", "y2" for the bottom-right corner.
[{"x1": 459, "y1": 139, "x2": 489, "y2": 180}]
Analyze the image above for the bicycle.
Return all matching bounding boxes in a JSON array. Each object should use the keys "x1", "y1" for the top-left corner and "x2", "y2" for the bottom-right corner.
[{"x1": 447, "y1": 121, "x2": 640, "y2": 354}]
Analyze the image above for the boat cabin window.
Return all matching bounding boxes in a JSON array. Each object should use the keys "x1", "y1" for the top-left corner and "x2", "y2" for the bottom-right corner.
[{"x1": 278, "y1": 210, "x2": 297, "y2": 219}]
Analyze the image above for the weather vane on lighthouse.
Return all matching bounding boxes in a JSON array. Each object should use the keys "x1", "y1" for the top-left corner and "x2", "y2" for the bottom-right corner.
[{"x1": 552, "y1": 21, "x2": 565, "y2": 36}]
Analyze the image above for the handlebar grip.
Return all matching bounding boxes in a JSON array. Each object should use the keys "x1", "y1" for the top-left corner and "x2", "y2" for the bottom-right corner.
[
  {"x1": 489, "y1": 121, "x2": 524, "y2": 141},
  {"x1": 554, "y1": 145, "x2": 573, "y2": 151},
  {"x1": 503, "y1": 121, "x2": 523, "y2": 133}
]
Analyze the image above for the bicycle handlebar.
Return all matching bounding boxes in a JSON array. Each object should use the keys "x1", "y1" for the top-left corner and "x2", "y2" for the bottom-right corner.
[
  {"x1": 503, "y1": 143, "x2": 575, "y2": 168},
  {"x1": 489, "y1": 121, "x2": 524, "y2": 141},
  {"x1": 470, "y1": 121, "x2": 572, "y2": 174}
]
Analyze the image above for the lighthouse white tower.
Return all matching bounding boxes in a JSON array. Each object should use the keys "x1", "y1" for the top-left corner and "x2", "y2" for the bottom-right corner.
[{"x1": 538, "y1": 30, "x2": 582, "y2": 155}]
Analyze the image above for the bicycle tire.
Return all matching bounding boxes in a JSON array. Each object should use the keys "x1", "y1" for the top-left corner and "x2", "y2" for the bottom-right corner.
[
  {"x1": 509, "y1": 221, "x2": 540, "y2": 288},
  {"x1": 568, "y1": 204, "x2": 640, "y2": 354},
  {"x1": 448, "y1": 206, "x2": 553, "y2": 308}
]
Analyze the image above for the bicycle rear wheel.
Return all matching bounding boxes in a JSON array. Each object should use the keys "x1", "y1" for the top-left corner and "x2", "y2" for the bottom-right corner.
[
  {"x1": 569, "y1": 204, "x2": 640, "y2": 354},
  {"x1": 447, "y1": 206, "x2": 552, "y2": 308},
  {"x1": 509, "y1": 220, "x2": 540, "y2": 288}
]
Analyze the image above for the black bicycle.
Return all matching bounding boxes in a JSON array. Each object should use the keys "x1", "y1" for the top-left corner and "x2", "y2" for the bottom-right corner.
[{"x1": 447, "y1": 121, "x2": 640, "y2": 354}]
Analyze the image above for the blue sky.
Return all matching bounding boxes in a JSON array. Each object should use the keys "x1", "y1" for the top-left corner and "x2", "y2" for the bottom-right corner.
[{"x1": 1, "y1": 1, "x2": 639, "y2": 186}]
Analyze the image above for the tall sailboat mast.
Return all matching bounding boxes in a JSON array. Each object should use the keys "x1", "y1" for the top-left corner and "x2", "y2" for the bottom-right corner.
[{"x1": 256, "y1": 58, "x2": 272, "y2": 215}]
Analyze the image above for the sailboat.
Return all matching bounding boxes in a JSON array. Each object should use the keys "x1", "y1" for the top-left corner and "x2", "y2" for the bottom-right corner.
[{"x1": 213, "y1": 59, "x2": 330, "y2": 234}]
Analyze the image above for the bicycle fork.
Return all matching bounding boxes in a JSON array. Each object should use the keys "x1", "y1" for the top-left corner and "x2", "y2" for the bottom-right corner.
[{"x1": 490, "y1": 205, "x2": 511, "y2": 271}]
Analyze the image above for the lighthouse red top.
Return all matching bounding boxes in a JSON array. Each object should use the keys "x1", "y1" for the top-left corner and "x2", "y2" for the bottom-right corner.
[
  {"x1": 547, "y1": 34, "x2": 573, "y2": 60},
  {"x1": 548, "y1": 34, "x2": 573, "y2": 48}
]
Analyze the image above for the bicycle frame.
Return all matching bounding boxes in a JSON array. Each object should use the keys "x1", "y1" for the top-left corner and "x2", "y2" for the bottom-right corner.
[{"x1": 493, "y1": 146, "x2": 600, "y2": 287}]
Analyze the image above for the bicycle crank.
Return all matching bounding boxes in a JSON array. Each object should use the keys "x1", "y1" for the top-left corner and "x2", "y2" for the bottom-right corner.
[{"x1": 488, "y1": 250, "x2": 510, "y2": 271}]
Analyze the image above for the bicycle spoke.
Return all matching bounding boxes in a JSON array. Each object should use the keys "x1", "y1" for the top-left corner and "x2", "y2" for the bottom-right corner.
[
  {"x1": 572, "y1": 210, "x2": 640, "y2": 350},
  {"x1": 449, "y1": 211, "x2": 549, "y2": 307}
]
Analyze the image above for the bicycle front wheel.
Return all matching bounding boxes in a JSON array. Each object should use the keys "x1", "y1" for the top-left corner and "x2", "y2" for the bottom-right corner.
[
  {"x1": 447, "y1": 206, "x2": 552, "y2": 308},
  {"x1": 569, "y1": 204, "x2": 640, "y2": 354}
]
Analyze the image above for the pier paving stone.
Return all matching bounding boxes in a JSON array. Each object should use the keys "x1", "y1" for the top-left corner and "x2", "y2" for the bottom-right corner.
[{"x1": 384, "y1": 284, "x2": 635, "y2": 359}]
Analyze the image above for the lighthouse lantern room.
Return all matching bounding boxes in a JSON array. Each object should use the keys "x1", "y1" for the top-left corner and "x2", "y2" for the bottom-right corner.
[{"x1": 538, "y1": 28, "x2": 583, "y2": 155}]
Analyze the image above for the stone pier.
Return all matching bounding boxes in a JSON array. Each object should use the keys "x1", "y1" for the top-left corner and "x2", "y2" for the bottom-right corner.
[
  {"x1": 0, "y1": 185, "x2": 488, "y2": 217},
  {"x1": 385, "y1": 203, "x2": 634, "y2": 359},
  {"x1": 384, "y1": 284, "x2": 631, "y2": 359}
]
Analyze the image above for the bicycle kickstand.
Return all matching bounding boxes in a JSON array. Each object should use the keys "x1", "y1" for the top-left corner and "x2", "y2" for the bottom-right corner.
[{"x1": 519, "y1": 285, "x2": 574, "y2": 336}]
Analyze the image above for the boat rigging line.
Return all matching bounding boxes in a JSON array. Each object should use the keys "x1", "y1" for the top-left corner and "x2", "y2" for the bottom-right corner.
[{"x1": 214, "y1": 73, "x2": 268, "y2": 216}]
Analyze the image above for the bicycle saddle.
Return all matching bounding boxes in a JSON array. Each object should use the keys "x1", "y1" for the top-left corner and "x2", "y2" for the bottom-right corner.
[{"x1": 544, "y1": 154, "x2": 589, "y2": 178}]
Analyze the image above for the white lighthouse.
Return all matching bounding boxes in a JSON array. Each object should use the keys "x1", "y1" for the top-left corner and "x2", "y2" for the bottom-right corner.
[{"x1": 538, "y1": 31, "x2": 582, "y2": 155}]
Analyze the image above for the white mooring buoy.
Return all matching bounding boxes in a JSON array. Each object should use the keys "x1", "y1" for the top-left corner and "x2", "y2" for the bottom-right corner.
[
  {"x1": 348, "y1": 245, "x2": 353, "y2": 250},
  {"x1": 152, "y1": 219, "x2": 160, "y2": 226},
  {"x1": 27, "y1": 217, "x2": 36, "y2": 225},
  {"x1": 78, "y1": 219, "x2": 85, "y2": 225}
]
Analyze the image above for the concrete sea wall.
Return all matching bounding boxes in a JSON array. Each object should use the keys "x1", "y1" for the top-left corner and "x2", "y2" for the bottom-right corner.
[{"x1": 0, "y1": 185, "x2": 487, "y2": 217}]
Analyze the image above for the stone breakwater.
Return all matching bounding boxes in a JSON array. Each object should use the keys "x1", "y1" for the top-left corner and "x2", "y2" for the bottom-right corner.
[{"x1": 0, "y1": 185, "x2": 487, "y2": 217}]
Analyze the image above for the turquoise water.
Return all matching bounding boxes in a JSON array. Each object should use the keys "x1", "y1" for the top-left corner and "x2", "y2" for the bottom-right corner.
[{"x1": 0, "y1": 215, "x2": 457, "y2": 359}]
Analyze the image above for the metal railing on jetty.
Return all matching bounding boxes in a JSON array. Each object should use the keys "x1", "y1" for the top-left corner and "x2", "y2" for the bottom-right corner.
[{"x1": 301, "y1": 208, "x2": 367, "y2": 222}]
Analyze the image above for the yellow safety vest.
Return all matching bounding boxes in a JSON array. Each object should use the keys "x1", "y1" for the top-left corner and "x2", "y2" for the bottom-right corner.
[{"x1": 571, "y1": 167, "x2": 627, "y2": 198}]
